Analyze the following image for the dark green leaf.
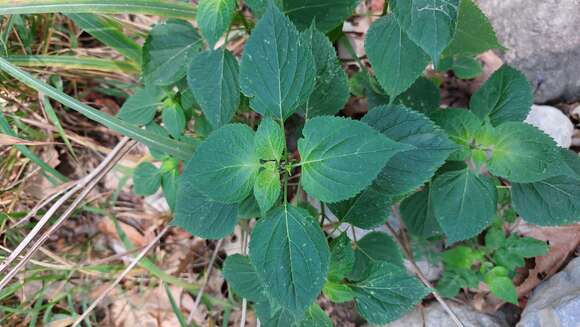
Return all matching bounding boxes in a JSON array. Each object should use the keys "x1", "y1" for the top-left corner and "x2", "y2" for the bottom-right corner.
[
  {"x1": 239, "y1": 4, "x2": 315, "y2": 120},
  {"x1": 300, "y1": 26, "x2": 349, "y2": 118},
  {"x1": 161, "y1": 168, "x2": 179, "y2": 211},
  {"x1": 348, "y1": 232, "x2": 404, "y2": 282},
  {"x1": 185, "y1": 124, "x2": 260, "y2": 203},
  {"x1": 327, "y1": 233, "x2": 355, "y2": 282},
  {"x1": 484, "y1": 227, "x2": 506, "y2": 251},
  {"x1": 400, "y1": 185, "x2": 442, "y2": 238},
  {"x1": 133, "y1": 162, "x2": 161, "y2": 196},
  {"x1": 142, "y1": 20, "x2": 202, "y2": 86},
  {"x1": 187, "y1": 49, "x2": 240, "y2": 129},
  {"x1": 162, "y1": 103, "x2": 186, "y2": 138},
  {"x1": 284, "y1": 0, "x2": 359, "y2": 32},
  {"x1": 329, "y1": 186, "x2": 394, "y2": 229},
  {"x1": 470, "y1": 65, "x2": 533, "y2": 126},
  {"x1": 432, "y1": 169, "x2": 497, "y2": 243},
  {"x1": 249, "y1": 206, "x2": 330, "y2": 314},
  {"x1": 196, "y1": 0, "x2": 236, "y2": 47},
  {"x1": 298, "y1": 116, "x2": 411, "y2": 202},
  {"x1": 451, "y1": 56, "x2": 483, "y2": 79},
  {"x1": 352, "y1": 262, "x2": 430, "y2": 325},
  {"x1": 505, "y1": 235, "x2": 549, "y2": 258},
  {"x1": 173, "y1": 179, "x2": 239, "y2": 239},
  {"x1": 365, "y1": 15, "x2": 430, "y2": 98},
  {"x1": 222, "y1": 254, "x2": 265, "y2": 301},
  {"x1": 117, "y1": 87, "x2": 163, "y2": 125},
  {"x1": 443, "y1": 0, "x2": 501, "y2": 56},
  {"x1": 391, "y1": 0, "x2": 460, "y2": 64}
]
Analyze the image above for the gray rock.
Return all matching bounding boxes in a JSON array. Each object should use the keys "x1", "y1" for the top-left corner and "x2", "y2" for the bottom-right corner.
[
  {"x1": 478, "y1": 0, "x2": 580, "y2": 103},
  {"x1": 525, "y1": 105, "x2": 574, "y2": 148},
  {"x1": 517, "y1": 257, "x2": 580, "y2": 327},
  {"x1": 370, "y1": 302, "x2": 507, "y2": 327}
]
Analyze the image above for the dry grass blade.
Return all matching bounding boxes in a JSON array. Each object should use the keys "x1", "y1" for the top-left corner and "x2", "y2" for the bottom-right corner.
[
  {"x1": 71, "y1": 225, "x2": 171, "y2": 327},
  {"x1": 0, "y1": 137, "x2": 136, "y2": 290},
  {"x1": 0, "y1": 133, "x2": 58, "y2": 145}
]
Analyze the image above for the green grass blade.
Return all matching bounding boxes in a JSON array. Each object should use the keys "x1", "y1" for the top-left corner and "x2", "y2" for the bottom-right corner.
[
  {"x1": 164, "y1": 282, "x2": 192, "y2": 327},
  {"x1": 67, "y1": 13, "x2": 142, "y2": 64},
  {"x1": 4, "y1": 55, "x2": 139, "y2": 74},
  {"x1": 0, "y1": 0, "x2": 196, "y2": 19},
  {"x1": 40, "y1": 95, "x2": 77, "y2": 159},
  {"x1": 0, "y1": 57, "x2": 196, "y2": 160},
  {"x1": 0, "y1": 112, "x2": 68, "y2": 184}
]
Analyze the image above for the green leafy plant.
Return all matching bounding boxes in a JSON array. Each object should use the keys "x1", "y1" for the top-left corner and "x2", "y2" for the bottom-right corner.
[{"x1": 2, "y1": 0, "x2": 580, "y2": 325}]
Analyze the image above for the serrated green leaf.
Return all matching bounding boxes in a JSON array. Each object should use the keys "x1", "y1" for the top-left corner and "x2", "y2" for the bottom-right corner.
[
  {"x1": 329, "y1": 186, "x2": 394, "y2": 229},
  {"x1": 443, "y1": 0, "x2": 501, "y2": 56},
  {"x1": 430, "y1": 108, "x2": 483, "y2": 160},
  {"x1": 470, "y1": 65, "x2": 533, "y2": 126},
  {"x1": 117, "y1": 87, "x2": 164, "y2": 125},
  {"x1": 484, "y1": 267, "x2": 517, "y2": 304},
  {"x1": 368, "y1": 77, "x2": 442, "y2": 116},
  {"x1": 432, "y1": 169, "x2": 497, "y2": 243},
  {"x1": 249, "y1": 206, "x2": 330, "y2": 315},
  {"x1": 486, "y1": 122, "x2": 560, "y2": 183},
  {"x1": 162, "y1": 103, "x2": 186, "y2": 138},
  {"x1": 400, "y1": 185, "x2": 442, "y2": 238},
  {"x1": 348, "y1": 232, "x2": 404, "y2": 282},
  {"x1": 505, "y1": 235, "x2": 549, "y2": 258},
  {"x1": 328, "y1": 233, "x2": 355, "y2": 282},
  {"x1": 240, "y1": 4, "x2": 315, "y2": 120},
  {"x1": 173, "y1": 179, "x2": 239, "y2": 239},
  {"x1": 391, "y1": 0, "x2": 459, "y2": 64},
  {"x1": 222, "y1": 254, "x2": 265, "y2": 301},
  {"x1": 253, "y1": 163, "x2": 281, "y2": 213},
  {"x1": 492, "y1": 248, "x2": 523, "y2": 271},
  {"x1": 484, "y1": 227, "x2": 506, "y2": 251},
  {"x1": 142, "y1": 20, "x2": 203, "y2": 86},
  {"x1": 300, "y1": 304, "x2": 333, "y2": 327},
  {"x1": 351, "y1": 262, "x2": 430, "y2": 325},
  {"x1": 363, "y1": 105, "x2": 457, "y2": 197},
  {"x1": 323, "y1": 281, "x2": 355, "y2": 303},
  {"x1": 196, "y1": 0, "x2": 236, "y2": 47},
  {"x1": 258, "y1": 305, "x2": 297, "y2": 327},
  {"x1": 246, "y1": 0, "x2": 359, "y2": 32},
  {"x1": 512, "y1": 175, "x2": 580, "y2": 226},
  {"x1": 133, "y1": 162, "x2": 161, "y2": 196},
  {"x1": 436, "y1": 269, "x2": 478, "y2": 298},
  {"x1": 300, "y1": 26, "x2": 349, "y2": 118},
  {"x1": 298, "y1": 116, "x2": 411, "y2": 203},
  {"x1": 185, "y1": 124, "x2": 260, "y2": 203},
  {"x1": 255, "y1": 118, "x2": 285, "y2": 161},
  {"x1": 365, "y1": 15, "x2": 430, "y2": 98},
  {"x1": 187, "y1": 48, "x2": 240, "y2": 129}
]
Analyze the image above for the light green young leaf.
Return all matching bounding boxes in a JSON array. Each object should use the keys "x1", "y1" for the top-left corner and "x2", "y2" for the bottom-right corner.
[
  {"x1": 348, "y1": 232, "x2": 404, "y2": 282},
  {"x1": 162, "y1": 103, "x2": 186, "y2": 138},
  {"x1": 185, "y1": 124, "x2": 260, "y2": 203},
  {"x1": 400, "y1": 185, "x2": 442, "y2": 238},
  {"x1": 253, "y1": 163, "x2": 281, "y2": 214},
  {"x1": 133, "y1": 162, "x2": 161, "y2": 196},
  {"x1": 432, "y1": 169, "x2": 497, "y2": 243},
  {"x1": 239, "y1": 4, "x2": 315, "y2": 120},
  {"x1": 187, "y1": 48, "x2": 240, "y2": 129},
  {"x1": 484, "y1": 227, "x2": 506, "y2": 251},
  {"x1": 173, "y1": 180, "x2": 239, "y2": 239},
  {"x1": 142, "y1": 20, "x2": 202, "y2": 86},
  {"x1": 437, "y1": 269, "x2": 478, "y2": 298},
  {"x1": 222, "y1": 254, "x2": 265, "y2": 301},
  {"x1": 323, "y1": 281, "x2": 355, "y2": 303},
  {"x1": 352, "y1": 262, "x2": 430, "y2": 325},
  {"x1": 196, "y1": 0, "x2": 236, "y2": 47},
  {"x1": 450, "y1": 56, "x2": 483, "y2": 79},
  {"x1": 493, "y1": 249, "x2": 524, "y2": 271},
  {"x1": 470, "y1": 65, "x2": 533, "y2": 126},
  {"x1": 161, "y1": 167, "x2": 179, "y2": 211},
  {"x1": 300, "y1": 304, "x2": 333, "y2": 327},
  {"x1": 505, "y1": 235, "x2": 549, "y2": 258},
  {"x1": 249, "y1": 206, "x2": 330, "y2": 315},
  {"x1": 430, "y1": 108, "x2": 483, "y2": 160},
  {"x1": 487, "y1": 122, "x2": 560, "y2": 183},
  {"x1": 117, "y1": 87, "x2": 163, "y2": 125},
  {"x1": 327, "y1": 233, "x2": 355, "y2": 282},
  {"x1": 254, "y1": 118, "x2": 285, "y2": 161},
  {"x1": 442, "y1": 246, "x2": 483, "y2": 269},
  {"x1": 300, "y1": 25, "x2": 349, "y2": 118},
  {"x1": 391, "y1": 0, "x2": 460, "y2": 64},
  {"x1": 365, "y1": 15, "x2": 430, "y2": 99},
  {"x1": 298, "y1": 116, "x2": 412, "y2": 203},
  {"x1": 484, "y1": 267, "x2": 517, "y2": 304},
  {"x1": 443, "y1": 0, "x2": 502, "y2": 56},
  {"x1": 512, "y1": 175, "x2": 580, "y2": 226}
]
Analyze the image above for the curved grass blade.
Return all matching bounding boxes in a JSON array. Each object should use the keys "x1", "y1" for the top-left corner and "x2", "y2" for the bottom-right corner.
[
  {"x1": 4, "y1": 55, "x2": 139, "y2": 74},
  {"x1": 0, "y1": 57, "x2": 196, "y2": 160},
  {"x1": 67, "y1": 13, "x2": 142, "y2": 64},
  {"x1": 0, "y1": 0, "x2": 196, "y2": 19}
]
